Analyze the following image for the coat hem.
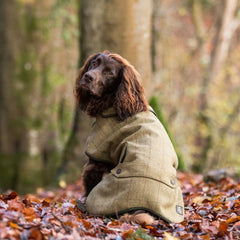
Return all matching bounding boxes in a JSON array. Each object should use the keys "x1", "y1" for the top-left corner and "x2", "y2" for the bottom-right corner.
[{"x1": 90, "y1": 207, "x2": 173, "y2": 223}]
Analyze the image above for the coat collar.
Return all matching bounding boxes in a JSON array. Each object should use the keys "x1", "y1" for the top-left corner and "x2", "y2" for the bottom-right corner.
[
  {"x1": 100, "y1": 107, "x2": 117, "y2": 118},
  {"x1": 99, "y1": 106, "x2": 155, "y2": 119}
]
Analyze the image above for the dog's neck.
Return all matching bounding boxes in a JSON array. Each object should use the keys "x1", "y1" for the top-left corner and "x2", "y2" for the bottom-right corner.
[{"x1": 86, "y1": 94, "x2": 115, "y2": 118}]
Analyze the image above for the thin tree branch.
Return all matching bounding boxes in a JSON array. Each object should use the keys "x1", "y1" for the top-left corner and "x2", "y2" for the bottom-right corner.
[
  {"x1": 192, "y1": 0, "x2": 206, "y2": 47},
  {"x1": 208, "y1": 0, "x2": 238, "y2": 82}
]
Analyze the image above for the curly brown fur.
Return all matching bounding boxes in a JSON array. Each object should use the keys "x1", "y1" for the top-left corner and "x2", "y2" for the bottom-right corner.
[
  {"x1": 82, "y1": 159, "x2": 114, "y2": 197},
  {"x1": 119, "y1": 211, "x2": 155, "y2": 225}
]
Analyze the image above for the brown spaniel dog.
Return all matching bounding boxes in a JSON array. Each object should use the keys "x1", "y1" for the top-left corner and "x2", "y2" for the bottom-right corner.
[
  {"x1": 75, "y1": 51, "x2": 184, "y2": 225},
  {"x1": 75, "y1": 50, "x2": 148, "y2": 121},
  {"x1": 75, "y1": 50, "x2": 153, "y2": 224}
]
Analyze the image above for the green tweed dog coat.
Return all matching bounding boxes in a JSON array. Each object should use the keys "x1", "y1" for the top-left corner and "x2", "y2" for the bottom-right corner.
[{"x1": 85, "y1": 107, "x2": 184, "y2": 223}]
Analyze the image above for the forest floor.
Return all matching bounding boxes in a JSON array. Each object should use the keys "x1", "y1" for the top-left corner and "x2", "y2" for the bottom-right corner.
[{"x1": 0, "y1": 172, "x2": 240, "y2": 240}]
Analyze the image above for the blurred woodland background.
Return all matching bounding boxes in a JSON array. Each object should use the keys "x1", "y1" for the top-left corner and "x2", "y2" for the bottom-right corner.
[{"x1": 0, "y1": 0, "x2": 240, "y2": 193}]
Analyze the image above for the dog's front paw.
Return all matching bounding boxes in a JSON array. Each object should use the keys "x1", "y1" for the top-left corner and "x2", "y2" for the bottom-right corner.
[{"x1": 119, "y1": 212, "x2": 154, "y2": 225}]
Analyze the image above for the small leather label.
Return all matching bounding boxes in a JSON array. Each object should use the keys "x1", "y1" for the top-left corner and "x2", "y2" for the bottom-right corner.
[{"x1": 176, "y1": 205, "x2": 184, "y2": 215}]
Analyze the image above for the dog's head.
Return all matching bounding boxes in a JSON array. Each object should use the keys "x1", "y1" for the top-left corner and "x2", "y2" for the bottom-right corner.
[
  {"x1": 78, "y1": 51, "x2": 122, "y2": 98},
  {"x1": 75, "y1": 50, "x2": 148, "y2": 120}
]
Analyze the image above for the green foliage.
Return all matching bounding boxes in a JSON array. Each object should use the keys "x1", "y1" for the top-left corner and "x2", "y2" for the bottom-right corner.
[
  {"x1": 51, "y1": 0, "x2": 79, "y2": 46},
  {"x1": 52, "y1": 0, "x2": 74, "y2": 9},
  {"x1": 149, "y1": 96, "x2": 186, "y2": 171},
  {"x1": 184, "y1": 0, "x2": 216, "y2": 10},
  {"x1": 129, "y1": 227, "x2": 154, "y2": 240},
  {"x1": 17, "y1": 52, "x2": 38, "y2": 92},
  {"x1": 0, "y1": 153, "x2": 15, "y2": 190},
  {"x1": 149, "y1": 96, "x2": 168, "y2": 131}
]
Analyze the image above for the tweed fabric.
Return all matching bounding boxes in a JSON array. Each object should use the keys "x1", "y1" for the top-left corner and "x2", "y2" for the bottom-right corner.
[{"x1": 85, "y1": 107, "x2": 184, "y2": 223}]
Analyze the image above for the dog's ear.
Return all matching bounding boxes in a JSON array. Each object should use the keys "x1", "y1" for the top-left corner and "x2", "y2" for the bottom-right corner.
[
  {"x1": 114, "y1": 64, "x2": 148, "y2": 120},
  {"x1": 75, "y1": 53, "x2": 100, "y2": 111}
]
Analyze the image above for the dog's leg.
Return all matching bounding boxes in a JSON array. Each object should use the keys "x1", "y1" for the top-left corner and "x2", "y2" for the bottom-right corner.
[
  {"x1": 82, "y1": 159, "x2": 113, "y2": 197},
  {"x1": 119, "y1": 211, "x2": 154, "y2": 225}
]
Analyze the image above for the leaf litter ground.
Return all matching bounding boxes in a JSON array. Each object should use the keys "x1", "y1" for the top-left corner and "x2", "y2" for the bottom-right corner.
[{"x1": 0, "y1": 172, "x2": 240, "y2": 239}]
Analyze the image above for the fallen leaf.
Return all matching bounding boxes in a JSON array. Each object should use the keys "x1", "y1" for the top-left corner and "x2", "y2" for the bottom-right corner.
[
  {"x1": 122, "y1": 229, "x2": 134, "y2": 238},
  {"x1": 9, "y1": 222, "x2": 22, "y2": 230},
  {"x1": 22, "y1": 207, "x2": 38, "y2": 221},
  {"x1": 80, "y1": 219, "x2": 92, "y2": 229},
  {"x1": 29, "y1": 228, "x2": 43, "y2": 240},
  {"x1": 193, "y1": 196, "x2": 212, "y2": 204},
  {"x1": 164, "y1": 231, "x2": 180, "y2": 240},
  {"x1": 218, "y1": 221, "x2": 228, "y2": 233},
  {"x1": 0, "y1": 192, "x2": 18, "y2": 201},
  {"x1": 8, "y1": 199, "x2": 24, "y2": 211},
  {"x1": 226, "y1": 216, "x2": 240, "y2": 224}
]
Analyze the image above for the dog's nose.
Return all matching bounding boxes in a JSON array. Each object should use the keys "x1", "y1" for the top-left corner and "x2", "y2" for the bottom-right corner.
[{"x1": 84, "y1": 72, "x2": 93, "y2": 83}]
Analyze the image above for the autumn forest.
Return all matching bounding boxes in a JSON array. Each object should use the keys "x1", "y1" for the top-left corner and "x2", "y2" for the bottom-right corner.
[{"x1": 0, "y1": 0, "x2": 240, "y2": 239}]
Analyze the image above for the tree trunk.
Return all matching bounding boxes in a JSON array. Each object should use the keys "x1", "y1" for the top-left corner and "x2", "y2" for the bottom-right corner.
[
  {"x1": 0, "y1": 0, "x2": 78, "y2": 192},
  {"x1": 0, "y1": 0, "x2": 29, "y2": 191},
  {"x1": 58, "y1": 0, "x2": 153, "y2": 183}
]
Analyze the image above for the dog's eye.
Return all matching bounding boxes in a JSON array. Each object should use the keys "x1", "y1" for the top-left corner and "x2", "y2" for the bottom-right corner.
[
  {"x1": 107, "y1": 71, "x2": 113, "y2": 76},
  {"x1": 91, "y1": 61, "x2": 97, "y2": 68},
  {"x1": 103, "y1": 70, "x2": 114, "y2": 76},
  {"x1": 90, "y1": 59, "x2": 100, "y2": 69}
]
